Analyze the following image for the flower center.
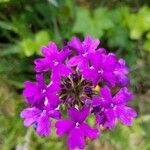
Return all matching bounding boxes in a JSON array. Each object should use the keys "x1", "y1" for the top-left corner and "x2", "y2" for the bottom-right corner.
[
  {"x1": 76, "y1": 122, "x2": 80, "y2": 127},
  {"x1": 82, "y1": 52, "x2": 88, "y2": 57},
  {"x1": 53, "y1": 61, "x2": 59, "y2": 66},
  {"x1": 110, "y1": 103, "x2": 114, "y2": 108},
  {"x1": 59, "y1": 70, "x2": 96, "y2": 108},
  {"x1": 44, "y1": 97, "x2": 48, "y2": 106},
  {"x1": 98, "y1": 68, "x2": 104, "y2": 74},
  {"x1": 90, "y1": 66, "x2": 94, "y2": 70}
]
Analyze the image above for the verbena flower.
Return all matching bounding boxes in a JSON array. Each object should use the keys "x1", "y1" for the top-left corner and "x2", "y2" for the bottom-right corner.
[
  {"x1": 34, "y1": 42, "x2": 71, "y2": 82},
  {"x1": 21, "y1": 105, "x2": 61, "y2": 136},
  {"x1": 21, "y1": 35, "x2": 137, "y2": 150},
  {"x1": 92, "y1": 86, "x2": 136, "y2": 129},
  {"x1": 55, "y1": 107, "x2": 99, "y2": 150}
]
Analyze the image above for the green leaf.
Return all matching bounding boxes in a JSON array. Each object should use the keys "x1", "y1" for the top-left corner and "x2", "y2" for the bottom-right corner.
[
  {"x1": 127, "y1": 7, "x2": 150, "y2": 40},
  {"x1": 20, "y1": 38, "x2": 35, "y2": 57},
  {"x1": 73, "y1": 8, "x2": 95, "y2": 36},
  {"x1": 35, "y1": 30, "x2": 51, "y2": 55},
  {"x1": 144, "y1": 39, "x2": 150, "y2": 52}
]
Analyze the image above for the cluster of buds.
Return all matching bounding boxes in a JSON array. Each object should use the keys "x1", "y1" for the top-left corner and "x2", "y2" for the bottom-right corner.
[{"x1": 21, "y1": 36, "x2": 137, "y2": 150}]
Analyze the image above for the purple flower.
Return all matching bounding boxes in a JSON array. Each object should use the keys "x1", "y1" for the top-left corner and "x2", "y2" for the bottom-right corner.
[
  {"x1": 23, "y1": 74, "x2": 60, "y2": 108},
  {"x1": 23, "y1": 74, "x2": 46, "y2": 106},
  {"x1": 92, "y1": 86, "x2": 137, "y2": 129},
  {"x1": 55, "y1": 107, "x2": 99, "y2": 150},
  {"x1": 114, "y1": 58, "x2": 129, "y2": 87},
  {"x1": 21, "y1": 106, "x2": 61, "y2": 136},
  {"x1": 34, "y1": 42, "x2": 72, "y2": 82},
  {"x1": 83, "y1": 51, "x2": 117, "y2": 86},
  {"x1": 67, "y1": 35, "x2": 101, "y2": 72},
  {"x1": 21, "y1": 36, "x2": 137, "y2": 149}
]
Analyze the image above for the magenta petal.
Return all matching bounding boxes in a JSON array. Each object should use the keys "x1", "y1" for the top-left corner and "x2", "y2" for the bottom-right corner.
[
  {"x1": 67, "y1": 127, "x2": 85, "y2": 150},
  {"x1": 118, "y1": 58, "x2": 129, "y2": 74},
  {"x1": 47, "y1": 93, "x2": 59, "y2": 108},
  {"x1": 102, "y1": 53, "x2": 117, "y2": 71},
  {"x1": 90, "y1": 51, "x2": 103, "y2": 69},
  {"x1": 51, "y1": 66, "x2": 61, "y2": 83},
  {"x1": 47, "y1": 82, "x2": 60, "y2": 93},
  {"x1": 41, "y1": 42, "x2": 58, "y2": 57},
  {"x1": 113, "y1": 87, "x2": 133, "y2": 104},
  {"x1": 59, "y1": 46, "x2": 72, "y2": 61},
  {"x1": 59, "y1": 64, "x2": 72, "y2": 76},
  {"x1": 92, "y1": 97, "x2": 102, "y2": 107},
  {"x1": 36, "y1": 113, "x2": 51, "y2": 136},
  {"x1": 20, "y1": 107, "x2": 41, "y2": 126},
  {"x1": 67, "y1": 36, "x2": 82, "y2": 54},
  {"x1": 80, "y1": 122, "x2": 99, "y2": 139},
  {"x1": 48, "y1": 110, "x2": 61, "y2": 120},
  {"x1": 36, "y1": 73, "x2": 45, "y2": 89},
  {"x1": 104, "y1": 109, "x2": 116, "y2": 129},
  {"x1": 115, "y1": 72, "x2": 129, "y2": 87},
  {"x1": 83, "y1": 35, "x2": 100, "y2": 53},
  {"x1": 102, "y1": 72, "x2": 116, "y2": 87},
  {"x1": 47, "y1": 42, "x2": 58, "y2": 55},
  {"x1": 116, "y1": 105, "x2": 137, "y2": 126},
  {"x1": 23, "y1": 80, "x2": 45, "y2": 106},
  {"x1": 55, "y1": 120, "x2": 75, "y2": 136},
  {"x1": 100, "y1": 86, "x2": 112, "y2": 100},
  {"x1": 79, "y1": 106, "x2": 90, "y2": 123},
  {"x1": 68, "y1": 107, "x2": 80, "y2": 122},
  {"x1": 34, "y1": 58, "x2": 52, "y2": 72},
  {"x1": 82, "y1": 68, "x2": 99, "y2": 84},
  {"x1": 67, "y1": 55, "x2": 83, "y2": 67},
  {"x1": 23, "y1": 81, "x2": 37, "y2": 98},
  {"x1": 41, "y1": 46, "x2": 50, "y2": 57},
  {"x1": 68, "y1": 107, "x2": 90, "y2": 123}
]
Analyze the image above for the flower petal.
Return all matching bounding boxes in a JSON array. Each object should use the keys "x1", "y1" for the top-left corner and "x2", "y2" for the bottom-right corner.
[
  {"x1": 102, "y1": 72, "x2": 116, "y2": 87},
  {"x1": 41, "y1": 42, "x2": 58, "y2": 57},
  {"x1": 34, "y1": 58, "x2": 52, "y2": 72},
  {"x1": 55, "y1": 120, "x2": 75, "y2": 136},
  {"x1": 47, "y1": 93, "x2": 60, "y2": 108},
  {"x1": 59, "y1": 64, "x2": 72, "y2": 76},
  {"x1": 100, "y1": 86, "x2": 112, "y2": 100},
  {"x1": 67, "y1": 36, "x2": 82, "y2": 54},
  {"x1": 80, "y1": 122, "x2": 99, "y2": 139},
  {"x1": 59, "y1": 46, "x2": 72, "y2": 61},
  {"x1": 104, "y1": 108, "x2": 116, "y2": 129},
  {"x1": 67, "y1": 127, "x2": 85, "y2": 150},
  {"x1": 116, "y1": 105, "x2": 137, "y2": 126},
  {"x1": 20, "y1": 107, "x2": 41, "y2": 127},
  {"x1": 36, "y1": 113, "x2": 51, "y2": 136},
  {"x1": 68, "y1": 107, "x2": 90, "y2": 123},
  {"x1": 83, "y1": 35, "x2": 100, "y2": 53},
  {"x1": 113, "y1": 87, "x2": 133, "y2": 104},
  {"x1": 102, "y1": 53, "x2": 117, "y2": 71},
  {"x1": 90, "y1": 51, "x2": 104, "y2": 69},
  {"x1": 92, "y1": 96, "x2": 102, "y2": 107},
  {"x1": 48, "y1": 110, "x2": 61, "y2": 120},
  {"x1": 35, "y1": 73, "x2": 45, "y2": 89},
  {"x1": 51, "y1": 66, "x2": 61, "y2": 83},
  {"x1": 67, "y1": 55, "x2": 83, "y2": 67}
]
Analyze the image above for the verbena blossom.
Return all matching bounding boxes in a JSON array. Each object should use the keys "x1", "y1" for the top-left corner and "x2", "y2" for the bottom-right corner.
[
  {"x1": 21, "y1": 106, "x2": 61, "y2": 136},
  {"x1": 21, "y1": 35, "x2": 137, "y2": 150},
  {"x1": 92, "y1": 86, "x2": 136, "y2": 129},
  {"x1": 55, "y1": 107, "x2": 99, "y2": 149}
]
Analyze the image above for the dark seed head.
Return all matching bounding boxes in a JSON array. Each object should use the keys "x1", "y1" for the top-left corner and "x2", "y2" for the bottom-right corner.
[{"x1": 59, "y1": 70, "x2": 95, "y2": 108}]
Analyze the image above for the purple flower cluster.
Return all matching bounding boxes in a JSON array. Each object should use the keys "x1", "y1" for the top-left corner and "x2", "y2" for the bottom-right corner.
[{"x1": 21, "y1": 36, "x2": 137, "y2": 150}]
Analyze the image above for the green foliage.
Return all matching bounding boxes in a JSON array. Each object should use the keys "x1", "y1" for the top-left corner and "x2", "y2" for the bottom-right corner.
[
  {"x1": 0, "y1": 0, "x2": 150, "y2": 150},
  {"x1": 73, "y1": 7, "x2": 114, "y2": 38},
  {"x1": 127, "y1": 7, "x2": 150, "y2": 40},
  {"x1": 20, "y1": 30, "x2": 51, "y2": 56}
]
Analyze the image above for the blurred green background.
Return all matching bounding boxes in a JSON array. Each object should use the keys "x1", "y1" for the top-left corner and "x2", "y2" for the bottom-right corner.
[{"x1": 0, "y1": 0, "x2": 150, "y2": 150}]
